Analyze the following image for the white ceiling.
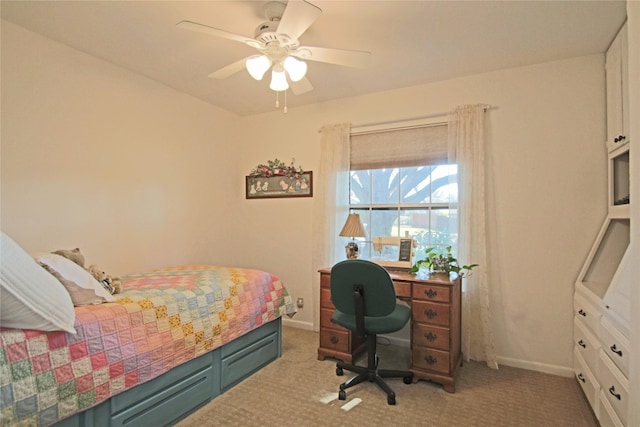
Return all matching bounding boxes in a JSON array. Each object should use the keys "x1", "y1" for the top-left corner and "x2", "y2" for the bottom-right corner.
[{"x1": 1, "y1": 1, "x2": 627, "y2": 116}]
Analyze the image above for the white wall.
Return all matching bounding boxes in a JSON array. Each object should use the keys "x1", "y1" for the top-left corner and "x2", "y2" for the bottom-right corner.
[
  {"x1": 1, "y1": 19, "x2": 609, "y2": 373},
  {"x1": 234, "y1": 55, "x2": 608, "y2": 373},
  {"x1": 1, "y1": 21, "x2": 241, "y2": 274}
]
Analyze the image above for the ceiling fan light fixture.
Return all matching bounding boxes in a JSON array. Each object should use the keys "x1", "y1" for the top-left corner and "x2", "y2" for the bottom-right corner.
[
  {"x1": 283, "y1": 56, "x2": 307, "y2": 82},
  {"x1": 270, "y1": 66, "x2": 289, "y2": 91},
  {"x1": 245, "y1": 55, "x2": 272, "y2": 80}
]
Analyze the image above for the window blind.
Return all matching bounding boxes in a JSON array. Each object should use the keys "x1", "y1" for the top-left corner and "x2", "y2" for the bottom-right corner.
[{"x1": 350, "y1": 124, "x2": 448, "y2": 170}]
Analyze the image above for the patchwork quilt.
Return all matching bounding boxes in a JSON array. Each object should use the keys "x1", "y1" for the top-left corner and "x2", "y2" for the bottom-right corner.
[{"x1": 0, "y1": 266, "x2": 295, "y2": 426}]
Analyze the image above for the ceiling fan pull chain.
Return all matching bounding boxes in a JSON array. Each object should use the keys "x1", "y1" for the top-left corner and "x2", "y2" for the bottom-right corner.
[
  {"x1": 284, "y1": 90, "x2": 288, "y2": 113},
  {"x1": 275, "y1": 91, "x2": 279, "y2": 108}
]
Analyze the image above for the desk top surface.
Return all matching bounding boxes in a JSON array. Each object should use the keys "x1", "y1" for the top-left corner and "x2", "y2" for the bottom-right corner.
[{"x1": 318, "y1": 267, "x2": 460, "y2": 284}]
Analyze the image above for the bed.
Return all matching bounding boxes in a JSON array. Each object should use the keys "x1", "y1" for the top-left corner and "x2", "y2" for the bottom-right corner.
[{"x1": 0, "y1": 260, "x2": 296, "y2": 427}]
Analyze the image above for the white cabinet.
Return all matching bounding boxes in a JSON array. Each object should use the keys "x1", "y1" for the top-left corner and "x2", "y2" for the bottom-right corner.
[
  {"x1": 606, "y1": 22, "x2": 629, "y2": 153},
  {"x1": 573, "y1": 20, "x2": 631, "y2": 426}
]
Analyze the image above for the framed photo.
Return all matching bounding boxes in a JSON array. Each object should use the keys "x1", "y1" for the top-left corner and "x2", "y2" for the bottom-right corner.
[{"x1": 246, "y1": 171, "x2": 313, "y2": 199}]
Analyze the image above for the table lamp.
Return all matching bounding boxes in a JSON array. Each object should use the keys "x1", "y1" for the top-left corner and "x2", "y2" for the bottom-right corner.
[{"x1": 339, "y1": 213, "x2": 366, "y2": 259}]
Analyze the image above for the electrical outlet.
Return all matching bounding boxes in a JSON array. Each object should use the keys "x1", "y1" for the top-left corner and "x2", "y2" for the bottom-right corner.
[{"x1": 296, "y1": 297, "x2": 304, "y2": 308}]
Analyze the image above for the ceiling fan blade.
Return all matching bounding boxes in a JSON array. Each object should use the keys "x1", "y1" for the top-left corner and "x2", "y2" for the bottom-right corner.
[
  {"x1": 277, "y1": 0, "x2": 322, "y2": 41},
  {"x1": 293, "y1": 46, "x2": 371, "y2": 69},
  {"x1": 177, "y1": 20, "x2": 257, "y2": 46},
  {"x1": 290, "y1": 77, "x2": 314, "y2": 95},
  {"x1": 208, "y1": 57, "x2": 249, "y2": 79}
]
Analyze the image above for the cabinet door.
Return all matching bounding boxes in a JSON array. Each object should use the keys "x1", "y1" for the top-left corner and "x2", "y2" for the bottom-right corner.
[{"x1": 606, "y1": 23, "x2": 628, "y2": 152}]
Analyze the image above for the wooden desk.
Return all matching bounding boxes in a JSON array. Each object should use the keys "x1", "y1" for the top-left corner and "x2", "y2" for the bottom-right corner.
[{"x1": 317, "y1": 268, "x2": 462, "y2": 393}]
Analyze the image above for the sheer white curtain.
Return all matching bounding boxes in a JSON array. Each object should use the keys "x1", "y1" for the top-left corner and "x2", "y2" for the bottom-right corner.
[
  {"x1": 311, "y1": 123, "x2": 351, "y2": 331},
  {"x1": 448, "y1": 105, "x2": 498, "y2": 369}
]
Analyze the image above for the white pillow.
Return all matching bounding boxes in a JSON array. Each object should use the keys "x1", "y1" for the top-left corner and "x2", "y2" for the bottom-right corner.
[
  {"x1": 0, "y1": 232, "x2": 77, "y2": 334},
  {"x1": 36, "y1": 253, "x2": 115, "y2": 306}
]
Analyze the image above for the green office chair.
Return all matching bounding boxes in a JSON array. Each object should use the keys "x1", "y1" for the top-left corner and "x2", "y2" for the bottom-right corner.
[{"x1": 330, "y1": 259, "x2": 413, "y2": 405}]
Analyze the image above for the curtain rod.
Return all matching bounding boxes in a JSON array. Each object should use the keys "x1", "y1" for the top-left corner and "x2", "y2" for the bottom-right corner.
[{"x1": 319, "y1": 104, "x2": 494, "y2": 134}]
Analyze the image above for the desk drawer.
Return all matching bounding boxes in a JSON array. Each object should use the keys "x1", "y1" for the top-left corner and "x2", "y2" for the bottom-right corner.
[
  {"x1": 413, "y1": 283, "x2": 450, "y2": 303},
  {"x1": 320, "y1": 288, "x2": 334, "y2": 309},
  {"x1": 413, "y1": 323, "x2": 450, "y2": 351},
  {"x1": 320, "y1": 330, "x2": 350, "y2": 353},
  {"x1": 412, "y1": 347, "x2": 450, "y2": 374},
  {"x1": 393, "y1": 281, "x2": 411, "y2": 299},
  {"x1": 320, "y1": 307, "x2": 346, "y2": 332},
  {"x1": 413, "y1": 300, "x2": 450, "y2": 327}
]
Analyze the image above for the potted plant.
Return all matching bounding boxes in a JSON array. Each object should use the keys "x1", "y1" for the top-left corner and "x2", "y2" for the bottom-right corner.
[{"x1": 410, "y1": 246, "x2": 478, "y2": 278}]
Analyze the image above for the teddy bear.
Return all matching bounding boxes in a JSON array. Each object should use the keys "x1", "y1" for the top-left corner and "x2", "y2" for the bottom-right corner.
[
  {"x1": 52, "y1": 248, "x2": 123, "y2": 295},
  {"x1": 53, "y1": 248, "x2": 85, "y2": 267},
  {"x1": 87, "y1": 264, "x2": 123, "y2": 295}
]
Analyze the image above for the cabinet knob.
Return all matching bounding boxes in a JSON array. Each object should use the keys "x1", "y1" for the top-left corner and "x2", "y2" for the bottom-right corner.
[
  {"x1": 578, "y1": 340, "x2": 586, "y2": 348},
  {"x1": 330, "y1": 335, "x2": 339, "y2": 345},
  {"x1": 609, "y1": 385, "x2": 621, "y2": 400},
  {"x1": 610, "y1": 344, "x2": 623, "y2": 357},
  {"x1": 614, "y1": 135, "x2": 626, "y2": 143},
  {"x1": 577, "y1": 373, "x2": 586, "y2": 383}
]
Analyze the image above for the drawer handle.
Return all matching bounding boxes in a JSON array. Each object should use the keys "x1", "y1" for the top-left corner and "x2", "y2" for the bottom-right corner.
[
  {"x1": 425, "y1": 289, "x2": 438, "y2": 298},
  {"x1": 609, "y1": 386, "x2": 621, "y2": 401},
  {"x1": 614, "y1": 135, "x2": 626, "y2": 143},
  {"x1": 425, "y1": 355, "x2": 437, "y2": 365},
  {"x1": 425, "y1": 332, "x2": 438, "y2": 342},
  {"x1": 610, "y1": 344, "x2": 623, "y2": 357},
  {"x1": 577, "y1": 309, "x2": 586, "y2": 317},
  {"x1": 330, "y1": 335, "x2": 339, "y2": 345},
  {"x1": 425, "y1": 309, "x2": 438, "y2": 319},
  {"x1": 578, "y1": 340, "x2": 586, "y2": 348},
  {"x1": 577, "y1": 373, "x2": 585, "y2": 383}
]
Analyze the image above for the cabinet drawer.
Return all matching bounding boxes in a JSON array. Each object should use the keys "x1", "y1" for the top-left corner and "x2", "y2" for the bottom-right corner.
[
  {"x1": 413, "y1": 283, "x2": 450, "y2": 303},
  {"x1": 320, "y1": 288, "x2": 334, "y2": 309},
  {"x1": 598, "y1": 350, "x2": 628, "y2": 425},
  {"x1": 574, "y1": 317, "x2": 600, "y2": 371},
  {"x1": 573, "y1": 348, "x2": 599, "y2": 415},
  {"x1": 599, "y1": 390, "x2": 625, "y2": 427},
  {"x1": 320, "y1": 329, "x2": 350, "y2": 353},
  {"x1": 413, "y1": 300, "x2": 450, "y2": 327},
  {"x1": 412, "y1": 347, "x2": 450, "y2": 374},
  {"x1": 412, "y1": 323, "x2": 450, "y2": 351},
  {"x1": 600, "y1": 317, "x2": 630, "y2": 377},
  {"x1": 320, "y1": 307, "x2": 346, "y2": 332},
  {"x1": 574, "y1": 293, "x2": 601, "y2": 335}
]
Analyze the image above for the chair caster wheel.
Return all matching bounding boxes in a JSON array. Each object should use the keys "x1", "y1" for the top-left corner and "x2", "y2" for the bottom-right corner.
[
  {"x1": 387, "y1": 394, "x2": 396, "y2": 405},
  {"x1": 339, "y1": 390, "x2": 346, "y2": 400},
  {"x1": 336, "y1": 367, "x2": 343, "y2": 376},
  {"x1": 403, "y1": 376, "x2": 412, "y2": 384}
]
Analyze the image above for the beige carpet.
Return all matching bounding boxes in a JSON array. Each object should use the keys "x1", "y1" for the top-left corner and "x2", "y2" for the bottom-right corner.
[{"x1": 176, "y1": 326, "x2": 597, "y2": 427}]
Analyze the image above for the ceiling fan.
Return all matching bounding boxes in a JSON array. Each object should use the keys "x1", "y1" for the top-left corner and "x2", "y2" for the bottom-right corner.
[{"x1": 177, "y1": 0, "x2": 370, "y2": 97}]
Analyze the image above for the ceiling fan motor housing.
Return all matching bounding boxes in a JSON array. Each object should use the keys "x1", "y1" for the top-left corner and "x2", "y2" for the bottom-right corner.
[{"x1": 254, "y1": 21, "x2": 297, "y2": 49}]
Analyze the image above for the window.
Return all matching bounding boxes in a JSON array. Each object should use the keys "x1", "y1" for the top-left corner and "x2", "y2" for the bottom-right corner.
[
  {"x1": 348, "y1": 123, "x2": 457, "y2": 261},
  {"x1": 349, "y1": 166, "x2": 457, "y2": 260}
]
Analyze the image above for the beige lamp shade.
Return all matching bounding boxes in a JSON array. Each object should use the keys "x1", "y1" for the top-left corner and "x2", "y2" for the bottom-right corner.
[{"x1": 339, "y1": 214, "x2": 366, "y2": 239}]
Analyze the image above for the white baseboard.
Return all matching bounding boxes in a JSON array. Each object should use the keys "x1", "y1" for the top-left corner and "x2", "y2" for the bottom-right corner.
[
  {"x1": 282, "y1": 317, "x2": 315, "y2": 331},
  {"x1": 496, "y1": 356, "x2": 574, "y2": 378}
]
